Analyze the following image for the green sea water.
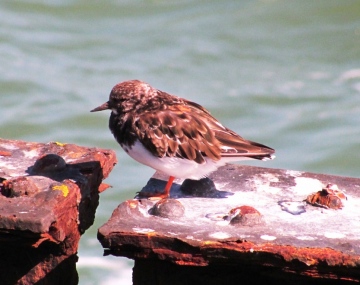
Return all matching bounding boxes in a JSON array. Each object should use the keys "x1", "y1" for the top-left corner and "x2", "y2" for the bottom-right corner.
[{"x1": 1, "y1": 1, "x2": 360, "y2": 284}]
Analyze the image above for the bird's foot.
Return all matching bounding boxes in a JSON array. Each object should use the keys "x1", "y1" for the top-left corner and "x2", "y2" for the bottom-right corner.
[{"x1": 136, "y1": 190, "x2": 170, "y2": 201}]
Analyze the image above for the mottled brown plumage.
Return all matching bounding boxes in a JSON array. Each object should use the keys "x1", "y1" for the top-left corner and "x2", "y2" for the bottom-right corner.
[{"x1": 91, "y1": 80, "x2": 275, "y2": 198}]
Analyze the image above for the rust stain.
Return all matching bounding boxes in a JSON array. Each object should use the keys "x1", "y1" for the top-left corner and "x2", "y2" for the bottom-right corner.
[
  {"x1": 229, "y1": 205, "x2": 260, "y2": 215},
  {"x1": 2, "y1": 176, "x2": 40, "y2": 197},
  {"x1": 305, "y1": 183, "x2": 346, "y2": 209},
  {"x1": 0, "y1": 150, "x2": 12, "y2": 156},
  {"x1": 224, "y1": 241, "x2": 360, "y2": 268},
  {"x1": 32, "y1": 233, "x2": 61, "y2": 248},
  {"x1": 98, "y1": 183, "x2": 111, "y2": 193}
]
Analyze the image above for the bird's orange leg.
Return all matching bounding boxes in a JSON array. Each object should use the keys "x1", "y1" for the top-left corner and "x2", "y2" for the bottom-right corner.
[
  {"x1": 163, "y1": 175, "x2": 175, "y2": 197},
  {"x1": 137, "y1": 176, "x2": 175, "y2": 199}
]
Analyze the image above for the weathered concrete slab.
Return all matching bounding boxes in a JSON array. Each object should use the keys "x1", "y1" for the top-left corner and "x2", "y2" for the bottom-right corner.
[
  {"x1": 0, "y1": 138, "x2": 116, "y2": 284},
  {"x1": 98, "y1": 165, "x2": 360, "y2": 283}
]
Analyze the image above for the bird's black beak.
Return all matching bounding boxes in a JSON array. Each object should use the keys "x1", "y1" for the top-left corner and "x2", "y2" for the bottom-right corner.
[{"x1": 90, "y1": 101, "x2": 110, "y2": 112}]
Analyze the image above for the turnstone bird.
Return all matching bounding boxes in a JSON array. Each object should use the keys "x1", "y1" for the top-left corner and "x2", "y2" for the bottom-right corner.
[{"x1": 91, "y1": 80, "x2": 275, "y2": 198}]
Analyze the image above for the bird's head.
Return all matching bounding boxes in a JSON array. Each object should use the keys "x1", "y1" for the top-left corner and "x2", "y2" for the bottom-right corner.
[{"x1": 91, "y1": 80, "x2": 155, "y2": 114}]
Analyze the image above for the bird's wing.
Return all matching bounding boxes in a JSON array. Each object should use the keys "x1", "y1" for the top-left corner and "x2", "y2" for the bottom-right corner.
[
  {"x1": 134, "y1": 99, "x2": 274, "y2": 164},
  {"x1": 133, "y1": 104, "x2": 222, "y2": 164}
]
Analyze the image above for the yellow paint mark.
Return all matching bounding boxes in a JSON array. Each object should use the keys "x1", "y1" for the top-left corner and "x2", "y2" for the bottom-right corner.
[
  {"x1": 55, "y1": 141, "x2": 66, "y2": 147},
  {"x1": 52, "y1": 185, "x2": 69, "y2": 197}
]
